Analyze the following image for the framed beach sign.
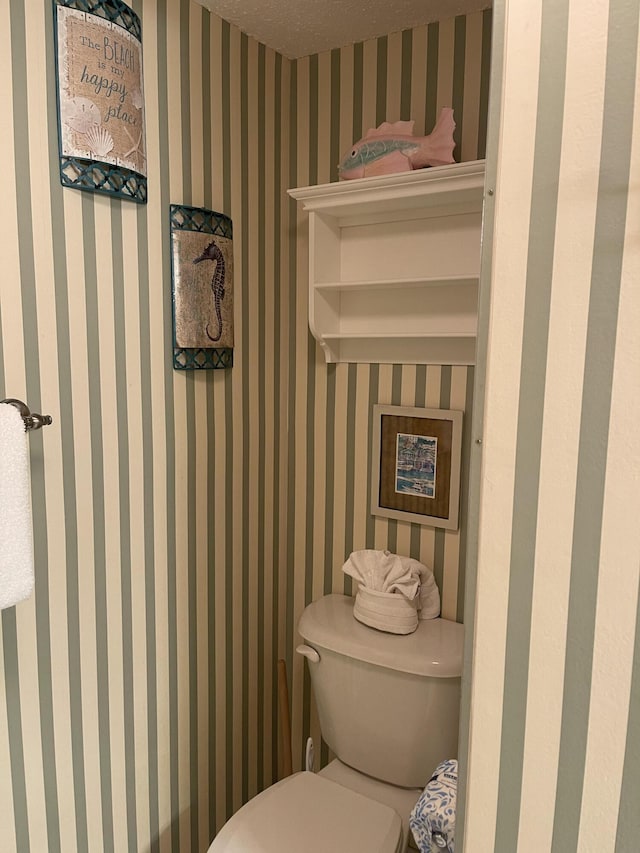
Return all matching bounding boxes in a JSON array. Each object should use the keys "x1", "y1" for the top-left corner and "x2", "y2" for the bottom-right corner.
[
  {"x1": 371, "y1": 405, "x2": 463, "y2": 530},
  {"x1": 170, "y1": 204, "x2": 234, "y2": 370},
  {"x1": 53, "y1": 0, "x2": 147, "y2": 203}
]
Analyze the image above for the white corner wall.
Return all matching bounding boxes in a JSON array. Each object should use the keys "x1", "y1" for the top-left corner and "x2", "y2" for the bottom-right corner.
[{"x1": 462, "y1": 0, "x2": 640, "y2": 850}]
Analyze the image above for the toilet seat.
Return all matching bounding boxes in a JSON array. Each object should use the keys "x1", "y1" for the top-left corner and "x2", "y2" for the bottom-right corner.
[{"x1": 208, "y1": 771, "x2": 403, "y2": 852}]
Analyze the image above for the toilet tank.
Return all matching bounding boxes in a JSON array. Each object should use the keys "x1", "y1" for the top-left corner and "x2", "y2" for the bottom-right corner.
[{"x1": 297, "y1": 594, "x2": 464, "y2": 789}]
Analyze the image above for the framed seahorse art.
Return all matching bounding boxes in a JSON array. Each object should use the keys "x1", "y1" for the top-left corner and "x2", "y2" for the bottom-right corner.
[{"x1": 170, "y1": 204, "x2": 234, "y2": 370}]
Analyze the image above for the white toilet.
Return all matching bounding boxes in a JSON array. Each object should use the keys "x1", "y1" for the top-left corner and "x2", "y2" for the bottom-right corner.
[{"x1": 209, "y1": 593, "x2": 464, "y2": 853}]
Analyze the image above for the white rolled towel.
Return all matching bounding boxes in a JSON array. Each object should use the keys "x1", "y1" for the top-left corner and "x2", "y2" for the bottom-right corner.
[
  {"x1": 342, "y1": 550, "x2": 440, "y2": 633},
  {"x1": 0, "y1": 403, "x2": 34, "y2": 610},
  {"x1": 353, "y1": 586, "x2": 419, "y2": 635},
  {"x1": 342, "y1": 549, "x2": 420, "y2": 598},
  {"x1": 415, "y1": 562, "x2": 441, "y2": 620}
]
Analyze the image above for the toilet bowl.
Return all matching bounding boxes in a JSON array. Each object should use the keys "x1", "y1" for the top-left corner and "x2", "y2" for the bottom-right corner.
[
  {"x1": 208, "y1": 594, "x2": 464, "y2": 853},
  {"x1": 209, "y1": 770, "x2": 403, "y2": 853}
]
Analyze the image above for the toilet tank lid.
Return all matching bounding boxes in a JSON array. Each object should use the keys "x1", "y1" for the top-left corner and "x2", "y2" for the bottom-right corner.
[{"x1": 298, "y1": 594, "x2": 464, "y2": 678}]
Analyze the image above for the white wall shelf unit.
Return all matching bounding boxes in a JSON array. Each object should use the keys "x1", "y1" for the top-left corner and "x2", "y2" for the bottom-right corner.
[{"x1": 288, "y1": 159, "x2": 486, "y2": 365}]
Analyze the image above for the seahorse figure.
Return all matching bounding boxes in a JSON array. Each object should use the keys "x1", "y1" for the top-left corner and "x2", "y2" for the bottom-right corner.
[{"x1": 193, "y1": 239, "x2": 226, "y2": 342}]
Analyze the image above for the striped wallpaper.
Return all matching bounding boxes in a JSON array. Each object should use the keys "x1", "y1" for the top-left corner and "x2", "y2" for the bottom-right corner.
[
  {"x1": 460, "y1": 0, "x2": 640, "y2": 851},
  {"x1": 0, "y1": 0, "x2": 491, "y2": 850}
]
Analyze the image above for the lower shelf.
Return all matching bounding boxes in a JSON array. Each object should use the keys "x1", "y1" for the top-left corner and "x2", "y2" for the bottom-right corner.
[{"x1": 319, "y1": 333, "x2": 476, "y2": 365}]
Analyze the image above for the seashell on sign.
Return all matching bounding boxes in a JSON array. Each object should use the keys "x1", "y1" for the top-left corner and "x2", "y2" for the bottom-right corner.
[
  {"x1": 63, "y1": 97, "x2": 100, "y2": 134},
  {"x1": 85, "y1": 125, "x2": 115, "y2": 158}
]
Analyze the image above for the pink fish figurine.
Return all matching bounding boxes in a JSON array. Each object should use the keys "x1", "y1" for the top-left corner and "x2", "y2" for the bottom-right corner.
[{"x1": 338, "y1": 107, "x2": 456, "y2": 180}]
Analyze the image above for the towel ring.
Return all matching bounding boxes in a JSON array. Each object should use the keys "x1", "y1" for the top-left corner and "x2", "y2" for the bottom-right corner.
[{"x1": 1, "y1": 398, "x2": 52, "y2": 431}]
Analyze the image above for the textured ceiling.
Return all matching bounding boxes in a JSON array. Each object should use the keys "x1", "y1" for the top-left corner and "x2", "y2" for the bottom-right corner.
[{"x1": 197, "y1": 0, "x2": 491, "y2": 59}]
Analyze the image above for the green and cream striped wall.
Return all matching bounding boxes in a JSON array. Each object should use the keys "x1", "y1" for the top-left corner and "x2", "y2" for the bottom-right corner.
[
  {"x1": 0, "y1": 0, "x2": 491, "y2": 850},
  {"x1": 461, "y1": 0, "x2": 640, "y2": 850}
]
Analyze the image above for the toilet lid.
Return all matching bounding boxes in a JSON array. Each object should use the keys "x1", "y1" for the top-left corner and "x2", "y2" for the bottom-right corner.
[{"x1": 208, "y1": 771, "x2": 403, "y2": 853}]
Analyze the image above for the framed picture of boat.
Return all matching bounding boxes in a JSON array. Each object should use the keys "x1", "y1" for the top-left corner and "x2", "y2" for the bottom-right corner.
[{"x1": 371, "y1": 405, "x2": 463, "y2": 530}]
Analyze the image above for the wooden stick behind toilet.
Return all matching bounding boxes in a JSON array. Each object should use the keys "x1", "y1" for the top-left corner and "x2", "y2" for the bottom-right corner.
[{"x1": 277, "y1": 659, "x2": 293, "y2": 778}]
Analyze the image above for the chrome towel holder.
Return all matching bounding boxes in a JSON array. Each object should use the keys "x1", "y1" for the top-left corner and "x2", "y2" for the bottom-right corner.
[{"x1": 1, "y1": 398, "x2": 53, "y2": 431}]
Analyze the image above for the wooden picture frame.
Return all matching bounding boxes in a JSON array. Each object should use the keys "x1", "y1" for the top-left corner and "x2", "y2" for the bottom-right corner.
[{"x1": 371, "y1": 404, "x2": 463, "y2": 530}]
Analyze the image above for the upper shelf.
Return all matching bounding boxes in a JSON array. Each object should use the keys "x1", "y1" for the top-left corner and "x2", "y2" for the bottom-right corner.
[
  {"x1": 289, "y1": 159, "x2": 486, "y2": 219},
  {"x1": 288, "y1": 160, "x2": 486, "y2": 365}
]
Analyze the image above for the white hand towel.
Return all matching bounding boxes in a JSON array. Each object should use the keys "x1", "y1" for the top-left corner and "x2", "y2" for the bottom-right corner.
[
  {"x1": 352, "y1": 586, "x2": 420, "y2": 634},
  {"x1": 0, "y1": 403, "x2": 34, "y2": 609},
  {"x1": 390, "y1": 552, "x2": 441, "y2": 618},
  {"x1": 415, "y1": 562, "x2": 441, "y2": 620},
  {"x1": 342, "y1": 549, "x2": 421, "y2": 600},
  {"x1": 343, "y1": 550, "x2": 440, "y2": 616},
  {"x1": 342, "y1": 550, "x2": 440, "y2": 633}
]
